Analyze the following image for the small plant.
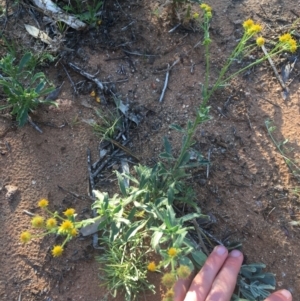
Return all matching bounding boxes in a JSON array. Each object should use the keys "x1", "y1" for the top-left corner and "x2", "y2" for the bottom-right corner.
[
  {"x1": 0, "y1": 52, "x2": 55, "y2": 126},
  {"x1": 20, "y1": 199, "x2": 81, "y2": 256},
  {"x1": 97, "y1": 234, "x2": 155, "y2": 301},
  {"x1": 63, "y1": 0, "x2": 103, "y2": 26}
]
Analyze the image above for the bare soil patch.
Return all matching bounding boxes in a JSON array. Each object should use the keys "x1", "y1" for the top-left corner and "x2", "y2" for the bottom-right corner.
[{"x1": 1, "y1": 0, "x2": 300, "y2": 300}]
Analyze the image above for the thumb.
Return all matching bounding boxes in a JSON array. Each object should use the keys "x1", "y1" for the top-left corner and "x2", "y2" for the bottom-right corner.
[{"x1": 265, "y1": 290, "x2": 292, "y2": 301}]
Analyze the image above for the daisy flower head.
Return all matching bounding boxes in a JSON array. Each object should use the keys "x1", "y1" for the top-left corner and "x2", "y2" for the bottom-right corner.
[
  {"x1": 161, "y1": 273, "x2": 176, "y2": 288},
  {"x1": 167, "y1": 247, "x2": 177, "y2": 257},
  {"x1": 46, "y1": 218, "x2": 57, "y2": 229},
  {"x1": 20, "y1": 231, "x2": 31, "y2": 243},
  {"x1": 63, "y1": 208, "x2": 75, "y2": 218},
  {"x1": 243, "y1": 19, "x2": 254, "y2": 30},
  {"x1": 52, "y1": 245, "x2": 63, "y2": 257},
  {"x1": 31, "y1": 216, "x2": 44, "y2": 228},
  {"x1": 193, "y1": 12, "x2": 199, "y2": 19},
  {"x1": 256, "y1": 36, "x2": 265, "y2": 47},
  {"x1": 38, "y1": 198, "x2": 48, "y2": 208},
  {"x1": 176, "y1": 265, "x2": 191, "y2": 279},
  {"x1": 147, "y1": 261, "x2": 157, "y2": 272},
  {"x1": 247, "y1": 24, "x2": 262, "y2": 35},
  {"x1": 70, "y1": 228, "x2": 78, "y2": 237},
  {"x1": 200, "y1": 3, "x2": 212, "y2": 12},
  {"x1": 287, "y1": 38, "x2": 297, "y2": 53},
  {"x1": 59, "y1": 220, "x2": 73, "y2": 233},
  {"x1": 279, "y1": 33, "x2": 292, "y2": 43}
]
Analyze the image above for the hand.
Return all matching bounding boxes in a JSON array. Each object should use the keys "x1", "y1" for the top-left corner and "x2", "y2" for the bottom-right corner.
[{"x1": 173, "y1": 245, "x2": 292, "y2": 301}]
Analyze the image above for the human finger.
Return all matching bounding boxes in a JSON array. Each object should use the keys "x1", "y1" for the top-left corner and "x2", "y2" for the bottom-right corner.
[
  {"x1": 173, "y1": 271, "x2": 195, "y2": 301},
  {"x1": 264, "y1": 290, "x2": 292, "y2": 301},
  {"x1": 205, "y1": 249, "x2": 243, "y2": 301},
  {"x1": 183, "y1": 245, "x2": 228, "y2": 301}
]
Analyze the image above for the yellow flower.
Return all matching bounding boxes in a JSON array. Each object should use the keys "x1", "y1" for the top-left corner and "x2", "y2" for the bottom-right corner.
[
  {"x1": 205, "y1": 11, "x2": 212, "y2": 19},
  {"x1": 38, "y1": 198, "x2": 48, "y2": 208},
  {"x1": 46, "y1": 218, "x2": 57, "y2": 229},
  {"x1": 256, "y1": 36, "x2": 265, "y2": 47},
  {"x1": 97, "y1": 20, "x2": 102, "y2": 26},
  {"x1": 147, "y1": 261, "x2": 157, "y2": 272},
  {"x1": 63, "y1": 208, "x2": 75, "y2": 218},
  {"x1": 59, "y1": 220, "x2": 73, "y2": 232},
  {"x1": 70, "y1": 228, "x2": 78, "y2": 237},
  {"x1": 290, "y1": 44, "x2": 297, "y2": 53},
  {"x1": 52, "y1": 245, "x2": 63, "y2": 257},
  {"x1": 96, "y1": 96, "x2": 101, "y2": 103},
  {"x1": 247, "y1": 24, "x2": 262, "y2": 34},
  {"x1": 279, "y1": 33, "x2": 292, "y2": 43},
  {"x1": 165, "y1": 289, "x2": 175, "y2": 299},
  {"x1": 193, "y1": 12, "x2": 199, "y2": 19},
  {"x1": 243, "y1": 19, "x2": 254, "y2": 30},
  {"x1": 168, "y1": 247, "x2": 177, "y2": 257},
  {"x1": 20, "y1": 231, "x2": 31, "y2": 243},
  {"x1": 31, "y1": 216, "x2": 44, "y2": 228},
  {"x1": 176, "y1": 265, "x2": 191, "y2": 279},
  {"x1": 200, "y1": 3, "x2": 212, "y2": 12},
  {"x1": 90, "y1": 90, "x2": 96, "y2": 97},
  {"x1": 161, "y1": 273, "x2": 176, "y2": 288}
]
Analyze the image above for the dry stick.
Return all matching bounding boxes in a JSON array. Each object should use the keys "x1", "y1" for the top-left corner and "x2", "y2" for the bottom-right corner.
[
  {"x1": 68, "y1": 62, "x2": 104, "y2": 90},
  {"x1": 61, "y1": 63, "x2": 78, "y2": 95},
  {"x1": 28, "y1": 116, "x2": 43, "y2": 133},
  {"x1": 57, "y1": 185, "x2": 93, "y2": 201},
  {"x1": 261, "y1": 45, "x2": 289, "y2": 98},
  {"x1": 256, "y1": 96, "x2": 280, "y2": 108},
  {"x1": 122, "y1": 49, "x2": 157, "y2": 57},
  {"x1": 159, "y1": 59, "x2": 180, "y2": 103},
  {"x1": 201, "y1": 228, "x2": 224, "y2": 246},
  {"x1": 192, "y1": 219, "x2": 209, "y2": 256},
  {"x1": 206, "y1": 147, "x2": 212, "y2": 179},
  {"x1": 87, "y1": 148, "x2": 100, "y2": 249}
]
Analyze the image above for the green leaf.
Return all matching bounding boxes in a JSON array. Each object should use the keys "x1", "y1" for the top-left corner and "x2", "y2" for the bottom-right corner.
[
  {"x1": 18, "y1": 52, "x2": 31, "y2": 73},
  {"x1": 17, "y1": 107, "x2": 29, "y2": 126},
  {"x1": 151, "y1": 230, "x2": 163, "y2": 250},
  {"x1": 178, "y1": 152, "x2": 191, "y2": 167},
  {"x1": 159, "y1": 152, "x2": 175, "y2": 160},
  {"x1": 191, "y1": 250, "x2": 207, "y2": 268},
  {"x1": 169, "y1": 123, "x2": 185, "y2": 133},
  {"x1": 124, "y1": 220, "x2": 148, "y2": 241},
  {"x1": 35, "y1": 81, "x2": 46, "y2": 93},
  {"x1": 180, "y1": 212, "x2": 201, "y2": 223},
  {"x1": 116, "y1": 171, "x2": 127, "y2": 196},
  {"x1": 167, "y1": 184, "x2": 175, "y2": 205},
  {"x1": 179, "y1": 256, "x2": 194, "y2": 271},
  {"x1": 163, "y1": 136, "x2": 172, "y2": 155},
  {"x1": 30, "y1": 72, "x2": 45, "y2": 85}
]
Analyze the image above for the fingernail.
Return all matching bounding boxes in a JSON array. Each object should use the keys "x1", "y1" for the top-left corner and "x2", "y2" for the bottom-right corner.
[
  {"x1": 229, "y1": 250, "x2": 242, "y2": 257},
  {"x1": 280, "y1": 290, "x2": 292, "y2": 299},
  {"x1": 214, "y1": 245, "x2": 227, "y2": 255}
]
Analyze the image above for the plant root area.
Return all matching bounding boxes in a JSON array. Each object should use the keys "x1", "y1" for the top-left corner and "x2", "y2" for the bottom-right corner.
[{"x1": 1, "y1": 0, "x2": 300, "y2": 300}]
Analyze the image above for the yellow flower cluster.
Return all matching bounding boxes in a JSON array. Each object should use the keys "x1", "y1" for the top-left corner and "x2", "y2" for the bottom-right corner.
[
  {"x1": 243, "y1": 19, "x2": 262, "y2": 35},
  {"x1": 200, "y1": 3, "x2": 212, "y2": 19},
  {"x1": 279, "y1": 33, "x2": 297, "y2": 53},
  {"x1": 20, "y1": 199, "x2": 79, "y2": 258}
]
